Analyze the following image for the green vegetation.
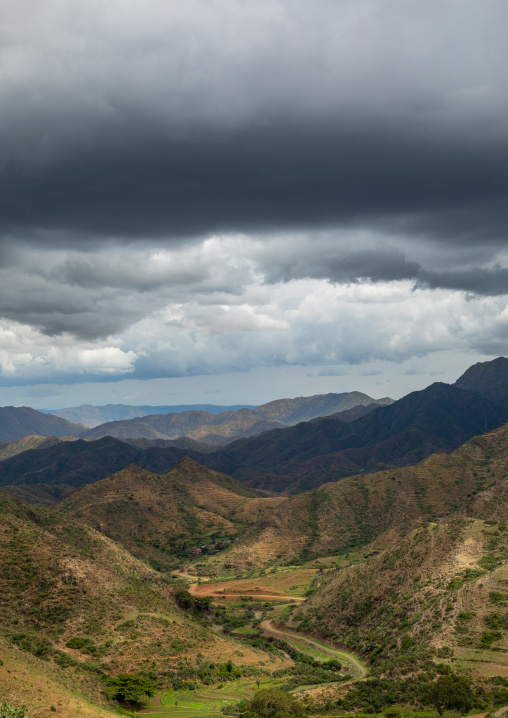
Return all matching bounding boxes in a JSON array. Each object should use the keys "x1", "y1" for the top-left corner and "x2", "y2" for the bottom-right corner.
[
  {"x1": 106, "y1": 674, "x2": 155, "y2": 705},
  {"x1": 0, "y1": 704, "x2": 29, "y2": 718},
  {"x1": 238, "y1": 688, "x2": 306, "y2": 718},
  {"x1": 428, "y1": 675, "x2": 473, "y2": 715}
]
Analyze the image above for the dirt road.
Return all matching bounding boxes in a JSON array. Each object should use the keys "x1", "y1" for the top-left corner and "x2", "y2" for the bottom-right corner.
[
  {"x1": 188, "y1": 583, "x2": 305, "y2": 602},
  {"x1": 259, "y1": 619, "x2": 368, "y2": 679}
]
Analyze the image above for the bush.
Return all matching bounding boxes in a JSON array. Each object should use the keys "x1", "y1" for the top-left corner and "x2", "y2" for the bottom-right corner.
[
  {"x1": 0, "y1": 703, "x2": 30, "y2": 718},
  {"x1": 65, "y1": 636, "x2": 92, "y2": 649}
]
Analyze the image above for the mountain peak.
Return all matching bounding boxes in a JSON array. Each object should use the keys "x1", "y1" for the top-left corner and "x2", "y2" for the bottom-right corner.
[{"x1": 454, "y1": 356, "x2": 508, "y2": 407}]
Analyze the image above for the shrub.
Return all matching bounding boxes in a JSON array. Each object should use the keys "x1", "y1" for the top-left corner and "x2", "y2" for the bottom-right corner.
[
  {"x1": 0, "y1": 703, "x2": 30, "y2": 718},
  {"x1": 65, "y1": 636, "x2": 92, "y2": 649}
]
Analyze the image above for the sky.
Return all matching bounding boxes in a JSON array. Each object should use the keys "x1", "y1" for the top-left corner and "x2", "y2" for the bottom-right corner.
[{"x1": 1, "y1": 0, "x2": 508, "y2": 409}]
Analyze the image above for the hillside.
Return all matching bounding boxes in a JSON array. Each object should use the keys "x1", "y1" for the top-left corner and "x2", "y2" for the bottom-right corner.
[
  {"x1": 0, "y1": 436, "x2": 204, "y2": 501},
  {"x1": 455, "y1": 356, "x2": 508, "y2": 407},
  {"x1": 252, "y1": 392, "x2": 393, "y2": 424},
  {"x1": 57, "y1": 458, "x2": 286, "y2": 570},
  {"x1": 200, "y1": 421, "x2": 508, "y2": 571},
  {"x1": 0, "y1": 406, "x2": 84, "y2": 442},
  {"x1": 0, "y1": 491, "x2": 272, "y2": 716},
  {"x1": 206, "y1": 383, "x2": 508, "y2": 492},
  {"x1": 288, "y1": 515, "x2": 508, "y2": 679}
]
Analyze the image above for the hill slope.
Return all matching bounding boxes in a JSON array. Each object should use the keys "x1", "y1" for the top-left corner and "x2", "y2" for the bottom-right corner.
[
  {"x1": 0, "y1": 436, "x2": 204, "y2": 499},
  {"x1": 206, "y1": 383, "x2": 508, "y2": 492},
  {"x1": 0, "y1": 434, "x2": 78, "y2": 461},
  {"x1": 0, "y1": 491, "x2": 270, "y2": 715},
  {"x1": 57, "y1": 458, "x2": 286, "y2": 570},
  {"x1": 204, "y1": 421, "x2": 508, "y2": 570},
  {"x1": 288, "y1": 515, "x2": 508, "y2": 679}
]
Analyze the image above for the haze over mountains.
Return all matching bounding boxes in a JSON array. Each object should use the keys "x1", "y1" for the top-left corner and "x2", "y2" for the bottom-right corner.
[
  {"x1": 0, "y1": 390, "x2": 391, "y2": 445},
  {"x1": 2, "y1": 359, "x2": 508, "y2": 503},
  {"x1": 45, "y1": 403, "x2": 257, "y2": 427}
]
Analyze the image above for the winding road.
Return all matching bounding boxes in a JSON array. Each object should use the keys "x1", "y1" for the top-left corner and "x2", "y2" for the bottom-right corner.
[{"x1": 259, "y1": 619, "x2": 368, "y2": 679}]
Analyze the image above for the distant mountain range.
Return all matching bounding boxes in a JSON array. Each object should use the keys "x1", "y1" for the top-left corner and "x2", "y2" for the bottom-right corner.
[
  {"x1": 77, "y1": 391, "x2": 392, "y2": 443},
  {"x1": 0, "y1": 391, "x2": 392, "y2": 445},
  {"x1": 44, "y1": 403, "x2": 258, "y2": 427},
  {"x1": 3, "y1": 358, "x2": 508, "y2": 499}
]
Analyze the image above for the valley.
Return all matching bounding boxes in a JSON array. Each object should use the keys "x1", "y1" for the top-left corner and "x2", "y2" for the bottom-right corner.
[{"x1": 1, "y1": 358, "x2": 508, "y2": 718}]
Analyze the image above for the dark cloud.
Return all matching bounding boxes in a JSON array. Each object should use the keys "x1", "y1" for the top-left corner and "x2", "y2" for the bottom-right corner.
[
  {"x1": 2, "y1": 123, "x2": 508, "y2": 249},
  {"x1": 1, "y1": 0, "x2": 508, "y2": 391},
  {"x1": 0, "y1": 0, "x2": 507, "y2": 255}
]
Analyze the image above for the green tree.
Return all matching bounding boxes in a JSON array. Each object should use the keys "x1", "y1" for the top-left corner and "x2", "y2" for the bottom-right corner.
[
  {"x1": 428, "y1": 675, "x2": 473, "y2": 716},
  {"x1": 240, "y1": 688, "x2": 306, "y2": 718},
  {"x1": 107, "y1": 674, "x2": 155, "y2": 705}
]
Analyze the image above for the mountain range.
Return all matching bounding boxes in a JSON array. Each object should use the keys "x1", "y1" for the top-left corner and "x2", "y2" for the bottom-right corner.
[
  {"x1": 0, "y1": 390, "x2": 392, "y2": 445},
  {"x1": 2, "y1": 364, "x2": 508, "y2": 499},
  {"x1": 44, "y1": 402, "x2": 257, "y2": 427},
  {"x1": 204, "y1": 382, "x2": 508, "y2": 492}
]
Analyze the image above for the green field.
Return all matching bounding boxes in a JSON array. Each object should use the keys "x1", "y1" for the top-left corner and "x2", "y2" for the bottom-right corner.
[{"x1": 142, "y1": 676, "x2": 284, "y2": 717}]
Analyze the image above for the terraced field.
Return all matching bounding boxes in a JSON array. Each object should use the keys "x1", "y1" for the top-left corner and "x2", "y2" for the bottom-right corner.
[{"x1": 141, "y1": 676, "x2": 284, "y2": 717}]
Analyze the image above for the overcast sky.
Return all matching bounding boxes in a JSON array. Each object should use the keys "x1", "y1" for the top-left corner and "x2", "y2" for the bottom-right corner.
[{"x1": 1, "y1": 0, "x2": 508, "y2": 409}]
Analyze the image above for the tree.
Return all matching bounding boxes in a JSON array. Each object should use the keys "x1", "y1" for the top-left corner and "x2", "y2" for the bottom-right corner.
[
  {"x1": 240, "y1": 688, "x2": 306, "y2": 718},
  {"x1": 107, "y1": 674, "x2": 155, "y2": 705},
  {"x1": 428, "y1": 675, "x2": 473, "y2": 716}
]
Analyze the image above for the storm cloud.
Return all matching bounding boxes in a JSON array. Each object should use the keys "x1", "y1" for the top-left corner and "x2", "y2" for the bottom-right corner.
[
  {"x1": 1, "y1": 0, "x2": 508, "y2": 396},
  {"x1": 1, "y1": 0, "x2": 508, "y2": 247}
]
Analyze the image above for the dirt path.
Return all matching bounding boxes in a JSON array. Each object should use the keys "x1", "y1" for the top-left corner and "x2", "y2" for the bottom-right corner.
[
  {"x1": 188, "y1": 583, "x2": 305, "y2": 602},
  {"x1": 259, "y1": 619, "x2": 368, "y2": 679}
]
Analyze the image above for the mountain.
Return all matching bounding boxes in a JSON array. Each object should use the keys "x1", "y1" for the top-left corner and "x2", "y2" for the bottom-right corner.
[
  {"x1": 287, "y1": 515, "x2": 508, "y2": 680},
  {"x1": 329, "y1": 401, "x2": 392, "y2": 423},
  {"x1": 0, "y1": 406, "x2": 84, "y2": 442},
  {"x1": 57, "y1": 457, "x2": 286, "y2": 570},
  {"x1": 78, "y1": 391, "x2": 391, "y2": 443},
  {"x1": 455, "y1": 356, "x2": 508, "y2": 407},
  {"x1": 252, "y1": 391, "x2": 393, "y2": 424},
  {"x1": 206, "y1": 383, "x2": 508, "y2": 492},
  {"x1": 46, "y1": 402, "x2": 257, "y2": 427},
  {"x1": 206, "y1": 421, "x2": 508, "y2": 570}
]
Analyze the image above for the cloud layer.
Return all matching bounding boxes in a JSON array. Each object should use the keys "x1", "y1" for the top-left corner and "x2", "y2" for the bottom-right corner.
[{"x1": 1, "y1": 1, "x2": 508, "y2": 390}]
